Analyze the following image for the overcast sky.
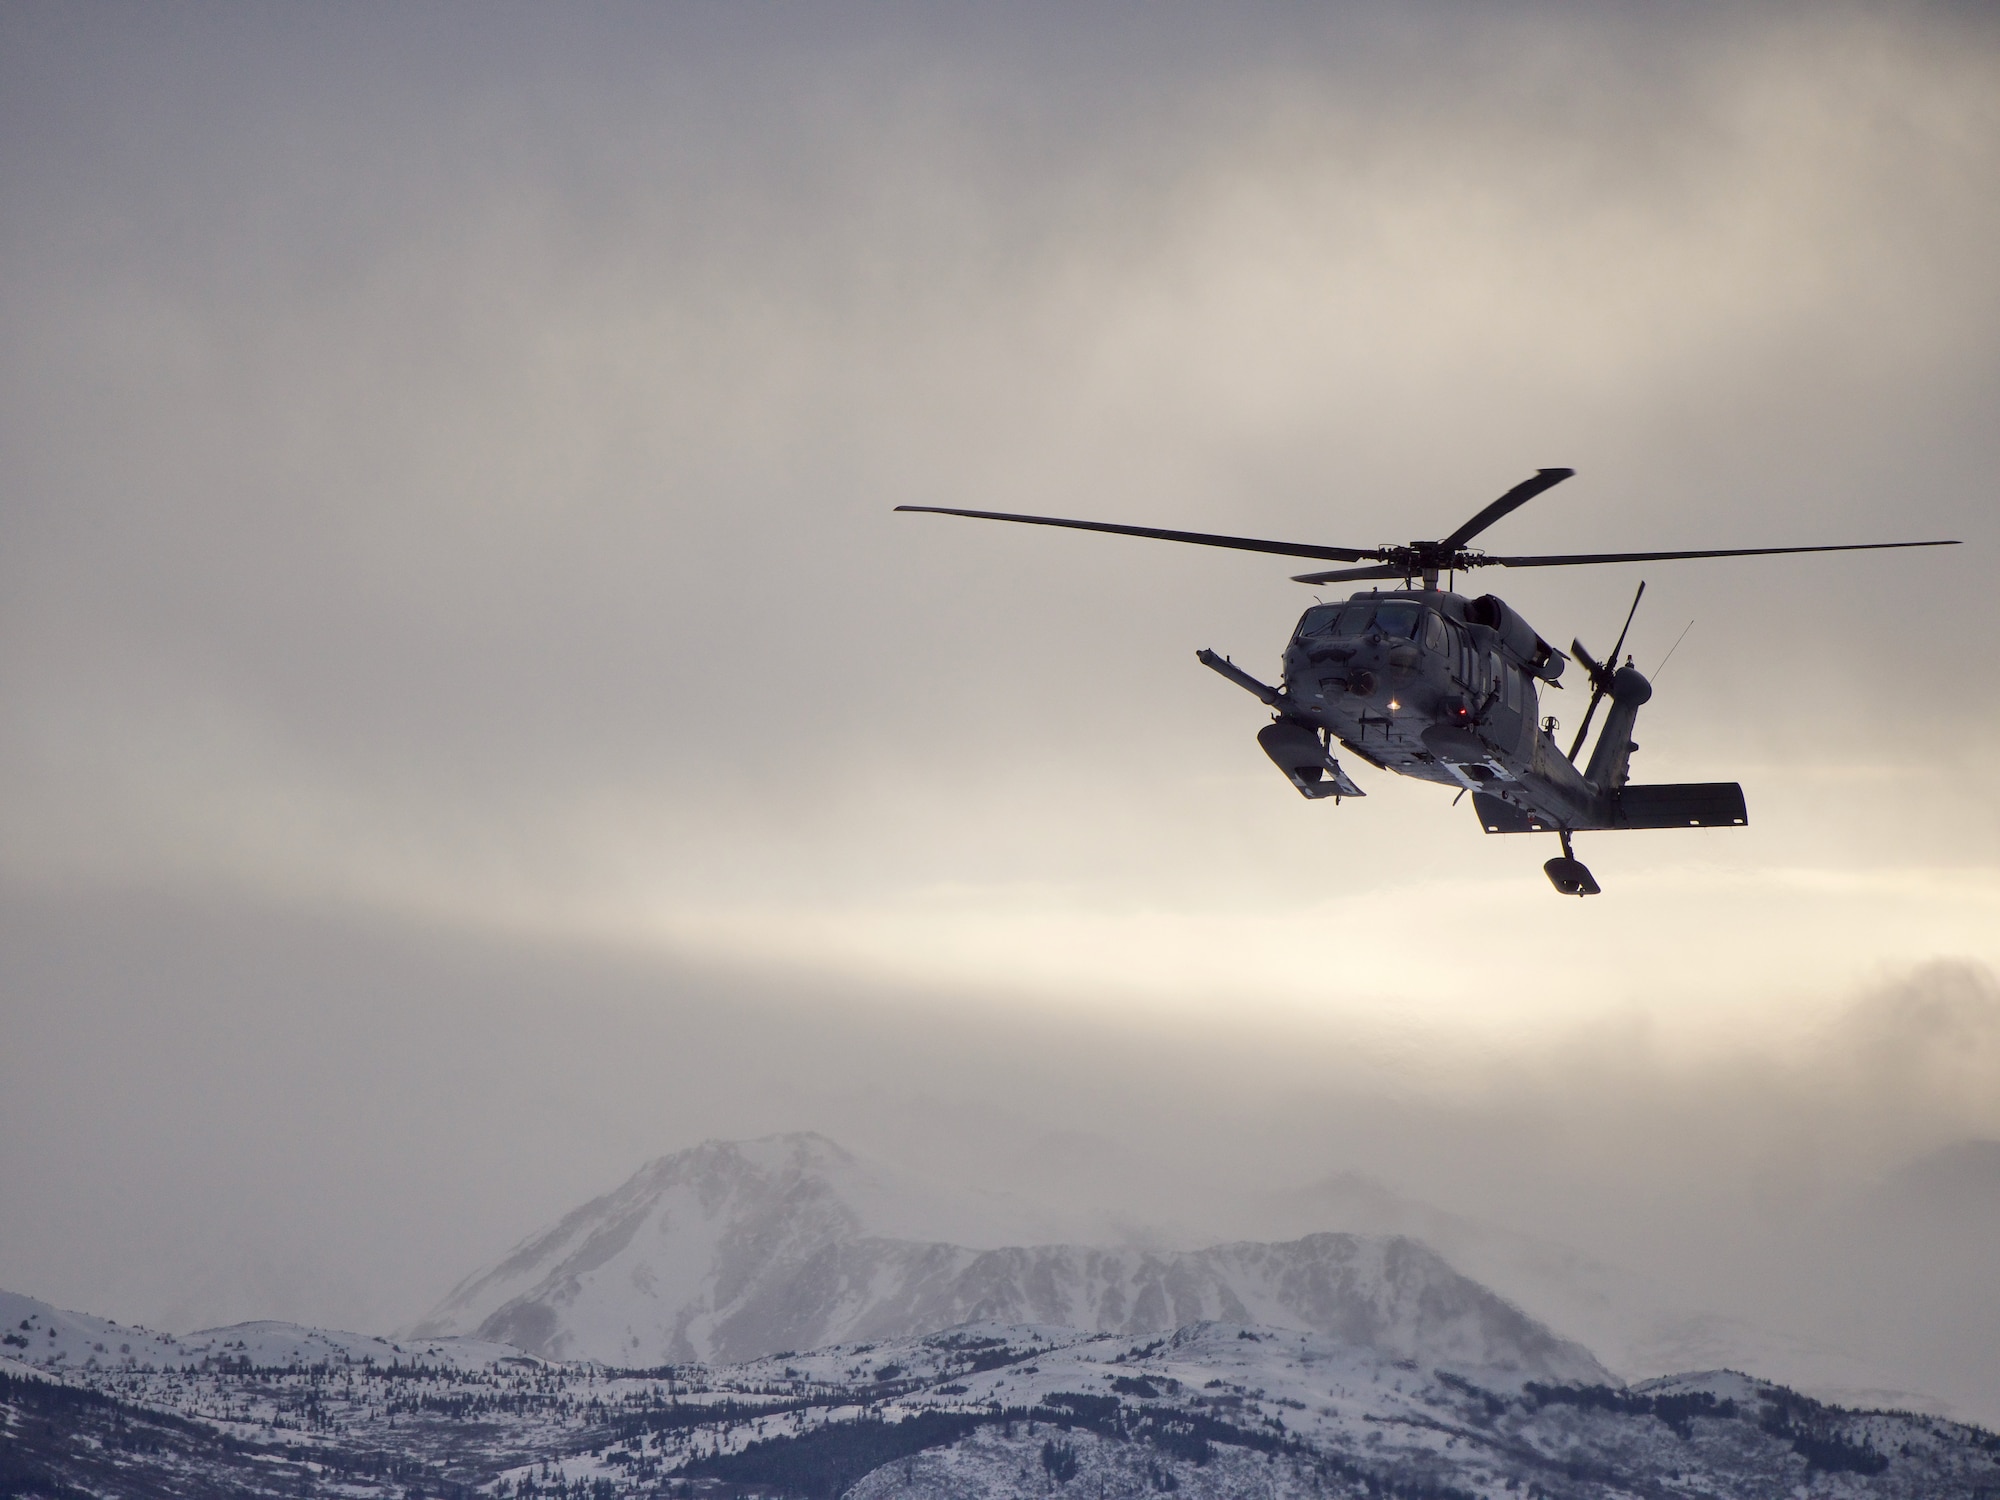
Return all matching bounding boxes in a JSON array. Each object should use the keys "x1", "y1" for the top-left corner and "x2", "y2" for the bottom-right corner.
[{"x1": 3, "y1": 0, "x2": 1997, "y2": 1421}]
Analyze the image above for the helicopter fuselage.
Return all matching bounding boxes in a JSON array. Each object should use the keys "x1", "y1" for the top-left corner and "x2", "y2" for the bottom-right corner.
[{"x1": 1273, "y1": 586, "x2": 1642, "y2": 833}]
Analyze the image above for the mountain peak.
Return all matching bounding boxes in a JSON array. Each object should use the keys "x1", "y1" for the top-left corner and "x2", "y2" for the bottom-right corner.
[{"x1": 406, "y1": 1135, "x2": 1604, "y2": 1381}]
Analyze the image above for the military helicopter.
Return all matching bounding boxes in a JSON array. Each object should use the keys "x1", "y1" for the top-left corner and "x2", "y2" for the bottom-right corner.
[{"x1": 897, "y1": 470, "x2": 1958, "y2": 895}]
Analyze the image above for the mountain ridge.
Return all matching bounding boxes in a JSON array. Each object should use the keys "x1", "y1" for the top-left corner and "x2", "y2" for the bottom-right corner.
[
  {"x1": 407, "y1": 1133, "x2": 1604, "y2": 1380},
  {"x1": 10, "y1": 1300, "x2": 1998, "y2": 1500}
]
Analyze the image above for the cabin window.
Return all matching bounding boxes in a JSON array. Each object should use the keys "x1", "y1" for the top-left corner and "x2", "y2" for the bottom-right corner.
[
  {"x1": 1504, "y1": 663, "x2": 1521, "y2": 711},
  {"x1": 1423, "y1": 613, "x2": 1448, "y2": 653},
  {"x1": 1374, "y1": 602, "x2": 1422, "y2": 638}
]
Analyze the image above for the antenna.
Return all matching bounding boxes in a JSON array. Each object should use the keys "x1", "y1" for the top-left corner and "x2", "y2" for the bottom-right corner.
[{"x1": 1652, "y1": 620, "x2": 1694, "y2": 681}]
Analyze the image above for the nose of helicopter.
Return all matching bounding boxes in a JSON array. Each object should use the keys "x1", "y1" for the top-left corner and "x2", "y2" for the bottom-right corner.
[{"x1": 1286, "y1": 639, "x2": 1381, "y2": 703}]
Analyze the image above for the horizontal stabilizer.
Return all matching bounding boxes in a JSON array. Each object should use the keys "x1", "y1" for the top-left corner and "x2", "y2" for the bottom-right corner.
[
  {"x1": 1614, "y1": 782, "x2": 1747, "y2": 829},
  {"x1": 1472, "y1": 793, "x2": 1558, "y2": 834},
  {"x1": 1474, "y1": 782, "x2": 1748, "y2": 833}
]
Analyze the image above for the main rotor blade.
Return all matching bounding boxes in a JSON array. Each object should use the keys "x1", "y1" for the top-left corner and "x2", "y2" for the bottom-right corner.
[
  {"x1": 1290, "y1": 564, "x2": 1408, "y2": 585},
  {"x1": 894, "y1": 506, "x2": 1375, "y2": 564},
  {"x1": 1476, "y1": 539, "x2": 1959, "y2": 568},
  {"x1": 1438, "y1": 468, "x2": 1575, "y2": 550}
]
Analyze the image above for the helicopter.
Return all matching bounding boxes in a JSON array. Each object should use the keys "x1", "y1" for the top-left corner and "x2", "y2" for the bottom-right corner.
[{"x1": 897, "y1": 469, "x2": 1959, "y2": 895}]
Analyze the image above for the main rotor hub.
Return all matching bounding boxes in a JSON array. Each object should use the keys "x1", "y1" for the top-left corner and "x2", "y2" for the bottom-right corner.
[{"x1": 1381, "y1": 541, "x2": 1483, "y2": 586}]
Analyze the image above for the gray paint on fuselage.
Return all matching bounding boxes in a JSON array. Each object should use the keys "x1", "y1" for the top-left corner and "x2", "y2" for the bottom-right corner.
[{"x1": 1283, "y1": 588, "x2": 1602, "y2": 829}]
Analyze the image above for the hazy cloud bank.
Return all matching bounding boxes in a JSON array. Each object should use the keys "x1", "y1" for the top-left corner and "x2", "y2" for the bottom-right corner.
[{"x1": 2, "y1": 0, "x2": 1997, "y2": 1425}]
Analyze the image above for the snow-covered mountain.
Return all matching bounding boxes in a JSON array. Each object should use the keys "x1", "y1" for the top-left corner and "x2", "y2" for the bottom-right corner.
[
  {"x1": 408, "y1": 1133, "x2": 964, "y2": 1358},
  {"x1": 12, "y1": 1304, "x2": 2000, "y2": 1500},
  {"x1": 1243, "y1": 1168, "x2": 1950, "y2": 1416},
  {"x1": 408, "y1": 1133, "x2": 1602, "y2": 1380},
  {"x1": 0, "y1": 1287, "x2": 527, "y2": 1375}
]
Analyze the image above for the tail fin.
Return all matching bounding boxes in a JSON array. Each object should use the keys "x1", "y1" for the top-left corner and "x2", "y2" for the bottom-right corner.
[{"x1": 1582, "y1": 664, "x2": 1653, "y2": 793}]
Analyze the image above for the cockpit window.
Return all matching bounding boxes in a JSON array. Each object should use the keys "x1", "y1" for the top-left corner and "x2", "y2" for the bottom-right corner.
[
  {"x1": 1374, "y1": 602, "x2": 1422, "y2": 638},
  {"x1": 1295, "y1": 604, "x2": 1342, "y2": 638},
  {"x1": 1298, "y1": 600, "x2": 1427, "y2": 638}
]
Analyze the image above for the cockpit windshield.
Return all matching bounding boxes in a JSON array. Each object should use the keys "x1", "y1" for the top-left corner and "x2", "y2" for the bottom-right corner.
[
  {"x1": 1336, "y1": 603, "x2": 1374, "y2": 634},
  {"x1": 1373, "y1": 602, "x2": 1422, "y2": 638},
  {"x1": 1295, "y1": 604, "x2": 1343, "y2": 637},
  {"x1": 1296, "y1": 599, "x2": 1425, "y2": 639}
]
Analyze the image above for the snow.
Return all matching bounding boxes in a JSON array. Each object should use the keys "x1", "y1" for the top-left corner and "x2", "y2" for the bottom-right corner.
[
  {"x1": 401, "y1": 1134, "x2": 1608, "y2": 1377},
  {"x1": 0, "y1": 1288, "x2": 533, "y2": 1375},
  {"x1": 12, "y1": 1130, "x2": 1981, "y2": 1497},
  {"x1": 17, "y1": 1305, "x2": 1994, "y2": 1499}
]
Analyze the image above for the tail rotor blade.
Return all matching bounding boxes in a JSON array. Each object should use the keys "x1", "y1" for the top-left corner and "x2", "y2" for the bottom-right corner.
[
  {"x1": 1567, "y1": 685, "x2": 1606, "y2": 763},
  {"x1": 1571, "y1": 639, "x2": 1607, "y2": 686},
  {"x1": 1606, "y1": 580, "x2": 1646, "y2": 668}
]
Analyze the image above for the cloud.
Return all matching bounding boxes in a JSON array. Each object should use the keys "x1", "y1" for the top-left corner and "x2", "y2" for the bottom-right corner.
[
  {"x1": 1814, "y1": 960, "x2": 2000, "y2": 1143},
  {"x1": 2, "y1": 0, "x2": 1998, "y2": 1418}
]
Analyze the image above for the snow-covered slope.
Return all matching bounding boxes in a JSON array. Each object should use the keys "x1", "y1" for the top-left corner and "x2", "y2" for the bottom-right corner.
[
  {"x1": 23, "y1": 1309, "x2": 1996, "y2": 1500},
  {"x1": 0, "y1": 1288, "x2": 527, "y2": 1374},
  {"x1": 408, "y1": 1134, "x2": 1602, "y2": 1378},
  {"x1": 408, "y1": 1133, "x2": 920, "y2": 1357},
  {"x1": 409, "y1": 1134, "x2": 1020, "y2": 1342},
  {"x1": 1246, "y1": 1169, "x2": 1948, "y2": 1416}
]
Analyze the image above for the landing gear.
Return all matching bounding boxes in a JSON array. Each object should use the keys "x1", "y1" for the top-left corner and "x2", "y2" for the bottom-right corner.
[{"x1": 1544, "y1": 829, "x2": 1600, "y2": 897}]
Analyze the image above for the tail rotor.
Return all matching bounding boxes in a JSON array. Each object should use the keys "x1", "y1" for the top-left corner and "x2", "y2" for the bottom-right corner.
[{"x1": 1566, "y1": 581, "x2": 1646, "y2": 763}]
